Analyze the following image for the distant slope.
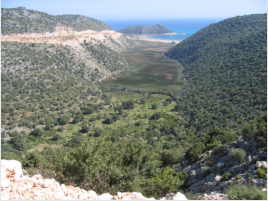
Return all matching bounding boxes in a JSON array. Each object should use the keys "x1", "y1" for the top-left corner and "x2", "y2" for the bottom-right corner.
[
  {"x1": 1, "y1": 7, "x2": 112, "y2": 34},
  {"x1": 118, "y1": 24, "x2": 174, "y2": 35},
  {"x1": 165, "y1": 14, "x2": 267, "y2": 135},
  {"x1": 56, "y1": 14, "x2": 112, "y2": 31}
]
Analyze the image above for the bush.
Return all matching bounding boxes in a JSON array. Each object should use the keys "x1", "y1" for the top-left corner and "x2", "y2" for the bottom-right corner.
[
  {"x1": 212, "y1": 145, "x2": 225, "y2": 155},
  {"x1": 58, "y1": 115, "x2": 70, "y2": 125},
  {"x1": 235, "y1": 175, "x2": 242, "y2": 181},
  {"x1": 161, "y1": 148, "x2": 183, "y2": 166},
  {"x1": 227, "y1": 184, "x2": 267, "y2": 200},
  {"x1": 185, "y1": 142, "x2": 205, "y2": 161},
  {"x1": 151, "y1": 112, "x2": 162, "y2": 120},
  {"x1": 151, "y1": 103, "x2": 158, "y2": 109},
  {"x1": 246, "y1": 173, "x2": 251, "y2": 181},
  {"x1": 257, "y1": 168, "x2": 266, "y2": 179},
  {"x1": 51, "y1": 134, "x2": 62, "y2": 141},
  {"x1": 178, "y1": 171, "x2": 188, "y2": 181},
  {"x1": 23, "y1": 151, "x2": 42, "y2": 168},
  {"x1": 57, "y1": 127, "x2": 64, "y2": 132},
  {"x1": 103, "y1": 117, "x2": 114, "y2": 124},
  {"x1": 222, "y1": 173, "x2": 232, "y2": 181},
  {"x1": 201, "y1": 166, "x2": 210, "y2": 177},
  {"x1": 228, "y1": 148, "x2": 246, "y2": 162}
]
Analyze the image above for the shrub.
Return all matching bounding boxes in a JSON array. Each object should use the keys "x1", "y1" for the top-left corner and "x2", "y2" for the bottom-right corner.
[
  {"x1": 227, "y1": 184, "x2": 267, "y2": 200},
  {"x1": 23, "y1": 151, "x2": 42, "y2": 168},
  {"x1": 212, "y1": 145, "x2": 225, "y2": 155},
  {"x1": 185, "y1": 142, "x2": 205, "y2": 161},
  {"x1": 161, "y1": 148, "x2": 183, "y2": 166},
  {"x1": 103, "y1": 117, "x2": 114, "y2": 124},
  {"x1": 178, "y1": 171, "x2": 188, "y2": 181},
  {"x1": 151, "y1": 112, "x2": 162, "y2": 120},
  {"x1": 201, "y1": 166, "x2": 210, "y2": 177},
  {"x1": 51, "y1": 134, "x2": 62, "y2": 141},
  {"x1": 257, "y1": 168, "x2": 266, "y2": 179},
  {"x1": 57, "y1": 115, "x2": 70, "y2": 125},
  {"x1": 57, "y1": 127, "x2": 64, "y2": 132},
  {"x1": 235, "y1": 175, "x2": 242, "y2": 181},
  {"x1": 228, "y1": 148, "x2": 246, "y2": 162},
  {"x1": 222, "y1": 173, "x2": 232, "y2": 181},
  {"x1": 151, "y1": 103, "x2": 158, "y2": 109},
  {"x1": 246, "y1": 173, "x2": 251, "y2": 181}
]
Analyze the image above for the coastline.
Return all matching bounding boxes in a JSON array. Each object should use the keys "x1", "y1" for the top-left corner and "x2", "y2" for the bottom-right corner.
[{"x1": 126, "y1": 34, "x2": 180, "y2": 44}]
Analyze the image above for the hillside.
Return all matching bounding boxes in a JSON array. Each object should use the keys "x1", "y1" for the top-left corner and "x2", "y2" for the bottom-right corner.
[
  {"x1": 1, "y1": 8, "x2": 267, "y2": 199},
  {"x1": 56, "y1": 14, "x2": 112, "y2": 31},
  {"x1": 1, "y1": 7, "x2": 112, "y2": 34},
  {"x1": 118, "y1": 24, "x2": 174, "y2": 35},
  {"x1": 165, "y1": 14, "x2": 267, "y2": 136}
]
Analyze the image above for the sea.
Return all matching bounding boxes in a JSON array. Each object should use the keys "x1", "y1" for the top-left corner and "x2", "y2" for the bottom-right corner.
[{"x1": 102, "y1": 18, "x2": 225, "y2": 41}]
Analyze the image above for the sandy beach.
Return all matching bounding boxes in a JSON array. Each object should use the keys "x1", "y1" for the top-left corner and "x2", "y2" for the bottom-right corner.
[{"x1": 126, "y1": 35, "x2": 180, "y2": 44}]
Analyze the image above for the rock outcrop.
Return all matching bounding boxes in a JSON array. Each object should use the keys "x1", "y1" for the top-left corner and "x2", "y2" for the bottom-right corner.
[
  {"x1": 1, "y1": 160, "x2": 188, "y2": 200},
  {"x1": 1, "y1": 26, "x2": 135, "y2": 52},
  {"x1": 180, "y1": 140, "x2": 267, "y2": 194}
]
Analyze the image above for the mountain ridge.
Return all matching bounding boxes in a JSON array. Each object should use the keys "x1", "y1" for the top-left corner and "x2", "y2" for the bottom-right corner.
[{"x1": 1, "y1": 7, "x2": 113, "y2": 35}]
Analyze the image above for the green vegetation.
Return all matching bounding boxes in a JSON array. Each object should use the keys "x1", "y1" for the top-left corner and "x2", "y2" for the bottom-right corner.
[
  {"x1": 56, "y1": 14, "x2": 112, "y2": 31},
  {"x1": 222, "y1": 173, "x2": 232, "y2": 181},
  {"x1": 227, "y1": 184, "x2": 267, "y2": 200},
  {"x1": 1, "y1": 7, "x2": 112, "y2": 35},
  {"x1": 242, "y1": 114, "x2": 267, "y2": 145},
  {"x1": 256, "y1": 167, "x2": 267, "y2": 179},
  {"x1": 228, "y1": 148, "x2": 246, "y2": 162},
  {"x1": 101, "y1": 40, "x2": 184, "y2": 94},
  {"x1": 1, "y1": 11, "x2": 267, "y2": 198},
  {"x1": 118, "y1": 24, "x2": 174, "y2": 35},
  {"x1": 165, "y1": 14, "x2": 267, "y2": 136}
]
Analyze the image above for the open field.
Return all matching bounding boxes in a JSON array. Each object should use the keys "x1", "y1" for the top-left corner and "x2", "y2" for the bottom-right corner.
[{"x1": 101, "y1": 40, "x2": 186, "y2": 94}]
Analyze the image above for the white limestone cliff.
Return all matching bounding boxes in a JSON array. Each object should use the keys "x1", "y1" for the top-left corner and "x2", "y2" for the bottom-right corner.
[{"x1": 1, "y1": 160, "x2": 188, "y2": 200}]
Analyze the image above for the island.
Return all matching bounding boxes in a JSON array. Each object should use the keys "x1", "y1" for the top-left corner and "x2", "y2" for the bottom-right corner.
[{"x1": 117, "y1": 24, "x2": 175, "y2": 35}]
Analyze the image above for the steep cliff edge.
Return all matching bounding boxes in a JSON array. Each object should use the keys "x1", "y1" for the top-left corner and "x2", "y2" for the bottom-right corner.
[{"x1": 1, "y1": 160, "x2": 188, "y2": 200}]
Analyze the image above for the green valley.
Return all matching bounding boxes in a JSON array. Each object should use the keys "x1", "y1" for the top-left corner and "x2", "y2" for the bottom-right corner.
[{"x1": 1, "y1": 7, "x2": 267, "y2": 199}]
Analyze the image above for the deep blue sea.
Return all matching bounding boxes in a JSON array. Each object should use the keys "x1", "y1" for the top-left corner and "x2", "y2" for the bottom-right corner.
[{"x1": 103, "y1": 18, "x2": 224, "y2": 41}]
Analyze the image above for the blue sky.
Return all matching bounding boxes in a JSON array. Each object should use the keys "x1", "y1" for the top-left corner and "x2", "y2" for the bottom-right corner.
[{"x1": 1, "y1": 0, "x2": 267, "y2": 20}]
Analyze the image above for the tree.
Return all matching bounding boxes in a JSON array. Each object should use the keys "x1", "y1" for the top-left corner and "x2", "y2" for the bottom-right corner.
[
  {"x1": 23, "y1": 151, "x2": 42, "y2": 168},
  {"x1": 161, "y1": 148, "x2": 183, "y2": 166},
  {"x1": 51, "y1": 134, "x2": 62, "y2": 141},
  {"x1": 73, "y1": 113, "x2": 84, "y2": 124},
  {"x1": 150, "y1": 112, "x2": 161, "y2": 120},
  {"x1": 174, "y1": 102, "x2": 184, "y2": 111},
  {"x1": 140, "y1": 97, "x2": 146, "y2": 104},
  {"x1": 29, "y1": 128, "x2": 42, "y2": 138},
  {"x1": 103, "y1": 117, "x2": 114, "y2": 124},
  {"x1": 122, "y1": 100, "x2": 135, "y2": 109},
  {"x1": 58, "y1": 114, "x2": 70, "y2": 125},
  {"x1": 81, "y1": 124, "x2": 90, "y2": 133},
  {"x1": 9, "y1": 137, "x2": 25, "y2": 151},
  {"x1": 66, "y1": 135, "x2": 83, "y2": 147},
  {"x1": 152, "y1": 103, "x2": 158, "y2": 109}
]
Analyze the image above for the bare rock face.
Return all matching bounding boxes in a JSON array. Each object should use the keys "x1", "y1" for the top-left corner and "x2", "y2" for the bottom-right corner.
[
  {"x1": 1, "y1": 159, "x2": 188, "y2": 200},
  {"x1": 256, "y1": 161, "x2": 267, "y2": 168}
]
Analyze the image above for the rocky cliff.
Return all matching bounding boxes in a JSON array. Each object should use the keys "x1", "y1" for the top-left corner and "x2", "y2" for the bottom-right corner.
[
  {"x1": 178, "y1": 140, "x2": 267, "y2": 195},
  {"x1": 1, "y1": 160, "x2": 188, "y2": 200},
  {"x1": 1, "y1": 26, "x2": 135, "y2": 52}
]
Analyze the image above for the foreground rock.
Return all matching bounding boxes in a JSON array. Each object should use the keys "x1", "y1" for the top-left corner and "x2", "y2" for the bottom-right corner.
[
  {"x1": 179, "y1": 140, "x2": 267, "y2": 194},
  {"x1": 1, "y1": 160, "x2": 188, "y2": 200}
]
